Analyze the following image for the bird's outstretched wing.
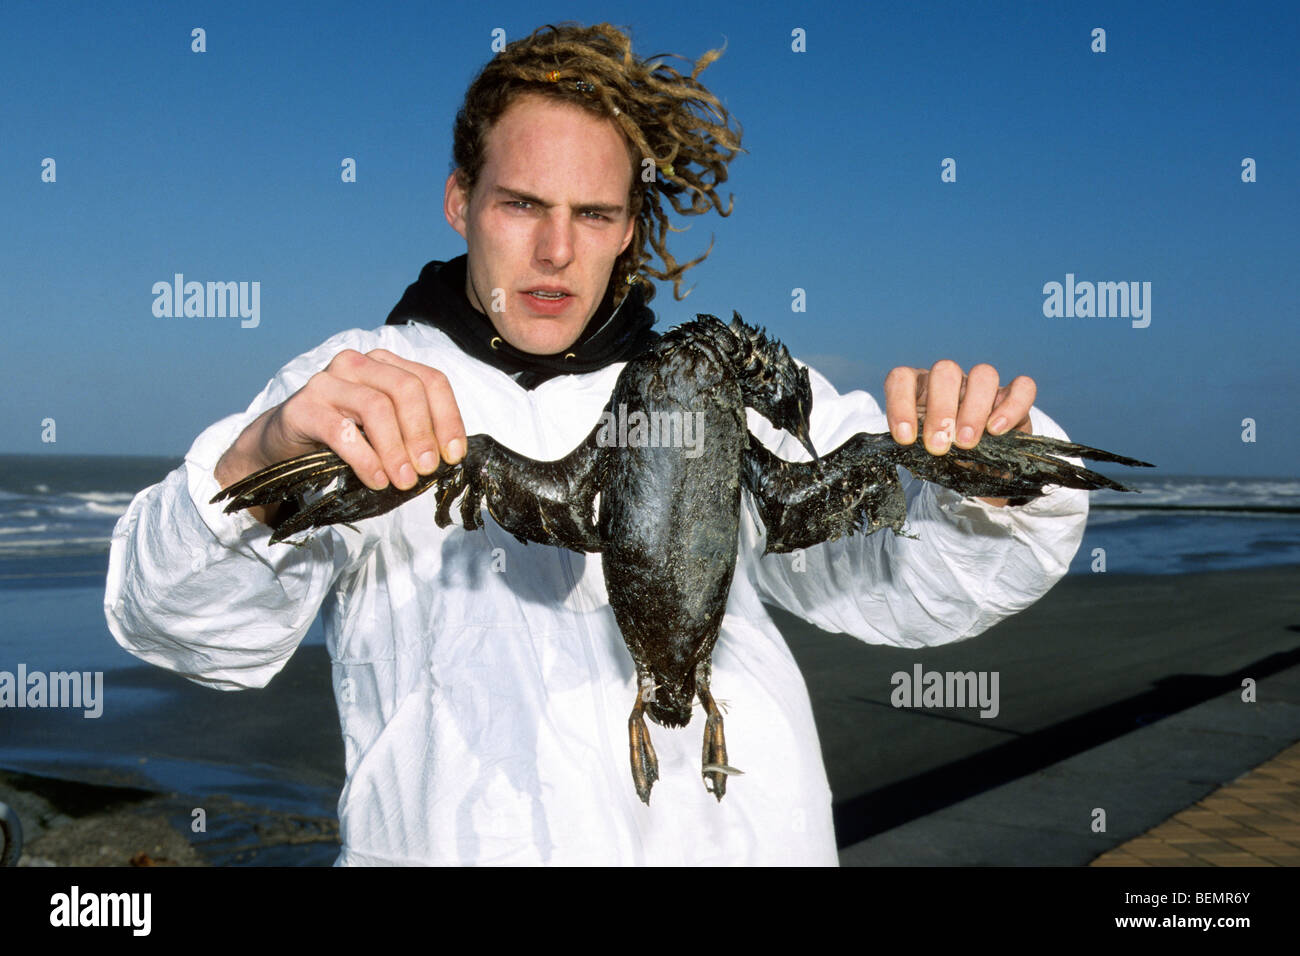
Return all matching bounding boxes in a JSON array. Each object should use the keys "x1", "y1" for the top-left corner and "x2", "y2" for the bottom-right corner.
[
  {"x1": 210, "y1": 449, "x2": 440, "y2": 545},
  {"x1": 742, "y1": 429, "x2": 1153, "y2": 554},
  {"x1": 431, "y1": 426, "x2": 607, "y2": 553},
  {"x1": 212, "y1": 422, "x2": 608, "y2": 552}
]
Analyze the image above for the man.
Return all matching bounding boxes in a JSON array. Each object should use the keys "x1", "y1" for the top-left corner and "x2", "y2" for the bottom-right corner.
[{"x1": 105, "y1": 23, "x2": 1086, "y2": 865}]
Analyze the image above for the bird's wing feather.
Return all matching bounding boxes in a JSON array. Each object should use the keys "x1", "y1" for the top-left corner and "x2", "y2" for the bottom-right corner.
[
  {"x1": 211, "y1": 449, "x2": 445, "y2": 545},
  {"x1": 742, "y1": 430, "x2": 1153, "y2": 554},
  {"x1": 211, "y1": 422, "x2": 608, "y2": 551},
  {"x1": 433, "y1": 425, "x2": 607, "y2": 553}
]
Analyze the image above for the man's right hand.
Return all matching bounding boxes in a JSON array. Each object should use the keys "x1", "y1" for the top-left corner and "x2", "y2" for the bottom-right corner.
[{"x1": 214, "y1": 349, "x2": 467, "y2": 526}]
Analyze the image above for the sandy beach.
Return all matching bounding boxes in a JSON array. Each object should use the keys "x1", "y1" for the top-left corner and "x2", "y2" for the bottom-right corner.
[
  {"x1": 2, "y1": 562, "x2": 1296, "y2": 866},
  {"x1": 1, "y1": 637, "x2": 343, "y2": 866}
]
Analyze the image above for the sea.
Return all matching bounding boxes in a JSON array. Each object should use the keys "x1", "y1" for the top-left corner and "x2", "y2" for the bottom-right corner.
[
  {"x1": 0, "y1": 452, "x2": 1297, "y2": 863},
  {"x1": 2, "y1": 454, "x2": 1296, "y2": 580}
]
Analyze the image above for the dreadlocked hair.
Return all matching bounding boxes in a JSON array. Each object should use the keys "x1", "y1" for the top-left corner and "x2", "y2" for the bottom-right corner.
[{"x1": 451, "y1": 22, "x2": 744, "y2": 305}]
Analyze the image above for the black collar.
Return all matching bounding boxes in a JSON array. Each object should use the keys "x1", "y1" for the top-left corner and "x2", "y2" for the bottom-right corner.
[{"x1": 385, "y1": 256, "x2": 660, "y2": 389}]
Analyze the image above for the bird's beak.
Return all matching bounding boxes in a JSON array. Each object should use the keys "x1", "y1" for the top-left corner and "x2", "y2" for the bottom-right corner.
[{"x1": 795, "y1": 422, "x2": 819, "y2": 463}]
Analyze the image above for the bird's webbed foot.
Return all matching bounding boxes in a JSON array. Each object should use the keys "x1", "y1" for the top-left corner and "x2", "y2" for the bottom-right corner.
[
  {"x1": 696, "y1": 662, "x2": 742, "y2": 801},
  {"x1": 628, "y1": 678, "x2": 661, "y2": 805},
  {"x1": 211, "y1": 449, "x2": 447, "y2": 544}
]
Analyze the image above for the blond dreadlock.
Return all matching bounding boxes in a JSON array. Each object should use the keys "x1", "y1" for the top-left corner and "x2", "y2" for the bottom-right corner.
[{"x1": 451, "y1": 22, "x2": 744, "y2": 305}]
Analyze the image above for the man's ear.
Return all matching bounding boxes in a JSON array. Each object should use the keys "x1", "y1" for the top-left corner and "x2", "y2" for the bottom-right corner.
[
  {"x1": 618, "y1": 212, "x2": 635, "y2": 255},
  {"x1": 444, "y1": 170, "x2": 470, "y2": 239}
]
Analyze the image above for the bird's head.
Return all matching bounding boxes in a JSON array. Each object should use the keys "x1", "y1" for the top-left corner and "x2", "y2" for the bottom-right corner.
[{"x1": 722, "y1": 312, "x2": 818, "y2": 461}]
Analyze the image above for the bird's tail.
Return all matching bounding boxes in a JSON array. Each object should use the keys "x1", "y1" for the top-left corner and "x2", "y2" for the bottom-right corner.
[{"x1": 645, "y1": 681, "x2": 695, "y2": 728}]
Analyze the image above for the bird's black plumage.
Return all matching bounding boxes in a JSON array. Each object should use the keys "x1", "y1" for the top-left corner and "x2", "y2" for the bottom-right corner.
[{"x1": 213, "y1": 313, "x2": 1153, "y2": 803}]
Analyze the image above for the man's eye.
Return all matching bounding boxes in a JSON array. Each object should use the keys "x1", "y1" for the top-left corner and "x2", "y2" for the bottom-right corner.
[
  {"x1": 507, "y1": 200, "x2": 532, "y2": 210},
  {"x1": 582, "y1": 211, "x2": 609, "y2": 221}
]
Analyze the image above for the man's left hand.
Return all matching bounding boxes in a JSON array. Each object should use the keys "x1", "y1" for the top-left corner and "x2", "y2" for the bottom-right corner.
[{"x1": 883, "y1": 360, "x2": 1037, "y2": 507}]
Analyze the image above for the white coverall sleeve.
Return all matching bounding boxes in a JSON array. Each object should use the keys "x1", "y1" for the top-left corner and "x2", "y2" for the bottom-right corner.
[
  {"x1": 741, "y1": 365, "x2": 1090, "y2": 649},
  {"x1": 104, "y1": 331, "x2": 366, "y2": 690}
]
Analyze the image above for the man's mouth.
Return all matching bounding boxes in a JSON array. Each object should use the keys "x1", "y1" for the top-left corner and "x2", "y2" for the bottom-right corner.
[{"x1": 520, "y1": 287, "x2": 577, "y2": 317}]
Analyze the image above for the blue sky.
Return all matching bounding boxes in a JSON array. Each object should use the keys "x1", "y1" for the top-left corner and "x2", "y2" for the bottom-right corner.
[{"x1": 2, "y1": 0, "x2": 1296, "y2": 476}]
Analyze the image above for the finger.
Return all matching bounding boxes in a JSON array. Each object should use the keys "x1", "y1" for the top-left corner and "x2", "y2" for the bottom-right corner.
[
  {"x1": 313, "y1": 375, "x2": 413, "y2": 490},
  {"x1": 884, "y1": 367, "x2": 923, "y2": 444},
  {"x1": 923, "y1": 360, "x2": 964, "y2": 454},
  {"x1": 281, "y1": 372, "x2": 390, "y2": 491},
  {"x1": 988, "y1": 375, "x2": 1037, "y2": 434},
  {"x1": 366, "y1": 350, "x2": 468, "y2": 466},
  {"x1": 954, "y1": 363, "x2": 1000, "y2": 448},
  {"x1": 350, "y1": 352, "x2": 441, "y2": 477},
  {"x1": 324, "y1": 352, "x2": 436, "y2": 488}
]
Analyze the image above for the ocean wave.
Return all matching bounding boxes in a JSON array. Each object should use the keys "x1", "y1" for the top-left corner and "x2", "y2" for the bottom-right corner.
[
  {"x1": 1085, "y1": 511, "x2": 1147, "y2": 527},
  {"x1": 67, "y1": 491, "x2": 137, "y2": 504},
  {"x1": 77, "y1": 501, "x2": 131, "y2": 518},
  {"x1": 0, "y1": 536, "x2": 111, "y2": 557},
  {"x1": 1092, "y1": 476, "x2": 1300, "y2": 509},
  {"x1": 1, "y1": 500, "x2": 130, "y2": 521},
  {"x1": 0, "y1": 491, "x2": 125, "y2": 553}
]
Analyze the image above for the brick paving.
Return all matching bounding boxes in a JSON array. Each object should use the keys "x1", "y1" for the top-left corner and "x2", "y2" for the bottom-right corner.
[{"x1": 1091, "y1": 740, "x2": 1300, "y2": 867}]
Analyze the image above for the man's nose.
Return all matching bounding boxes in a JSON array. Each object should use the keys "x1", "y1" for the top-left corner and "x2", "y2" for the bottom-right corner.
[{"x1": 535, "y1": 210, "x2": 575, "y2": 269}]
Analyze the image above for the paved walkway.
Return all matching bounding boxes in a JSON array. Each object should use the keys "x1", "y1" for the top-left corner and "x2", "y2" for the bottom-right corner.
[
  {"x1": 1091, "y1": 740, "x2": 1300, "y2": 866},
  {"x1": 839, "y1": 656, "x2": 1300, "y2": 865}
]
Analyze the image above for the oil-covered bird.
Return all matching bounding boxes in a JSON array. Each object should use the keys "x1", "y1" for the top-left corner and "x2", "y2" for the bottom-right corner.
[{"x1": 213, "y1": 313, "x2": 1153, "y2": 804}]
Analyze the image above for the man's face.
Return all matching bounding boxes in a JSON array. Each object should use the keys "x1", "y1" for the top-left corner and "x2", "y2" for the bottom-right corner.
[{"x1": 445, "y1": 93, "x2": 637, "y2": 356}]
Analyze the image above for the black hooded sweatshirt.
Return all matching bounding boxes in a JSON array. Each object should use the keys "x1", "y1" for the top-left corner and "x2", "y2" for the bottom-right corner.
[{"x1": 385, "y1": 255, "x2": 660, "y2": 390}]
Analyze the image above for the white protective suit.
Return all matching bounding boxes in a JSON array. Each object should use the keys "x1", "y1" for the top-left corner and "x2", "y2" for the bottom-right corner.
[{"x1": 104, "y1": 320, "x2": 1088, "y2": 865}]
